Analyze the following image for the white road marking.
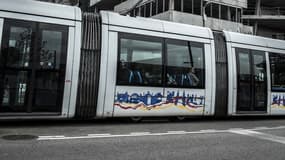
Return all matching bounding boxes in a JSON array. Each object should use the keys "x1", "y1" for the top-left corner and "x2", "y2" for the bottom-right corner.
[
  {"x1": 37, "y1": 126, "x2": 285, "y2": 141},
  {"x1": 229, "y1": 130, "x2": 285, "y2": 145},
  {"x1": 130, "y1": 132, "x2": 151, "y2": 135},
  {"x1": 87, "y1": 134, "x2": 111, "y2": 137},
  {"x1": 167, "y1": 131, "x2": 187, "y2": 134},
  {"x1": 37, "y1": 130, "x2": 228, "y2": 141},
  {"x1": 272, "y1": 126, "x2": 285, "y2": 129},
  {"x1": 253, "y1": 126, "x2": 285, "y2": 131},
  {"x1": 252, "y1": 127, "x2": 269, "y2": 130},
  {"x1": 38, "y1": 133, "x2": 176, "y2": 140},
  {"x1": 199, "y1": 129, "x2": 220, "y2": 133},
  {"x1": 38, "y1": 135, "x2": 65, "y2": 138},
  {"x1": 228, "y1": 128, "x2": 244, "y2": 130}
]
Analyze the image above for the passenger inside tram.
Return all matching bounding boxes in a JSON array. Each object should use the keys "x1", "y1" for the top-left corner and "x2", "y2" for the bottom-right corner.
[
  {"x1": 185, "y1": 67, "x2": 200, "y2": 87},
  {"x1": 118, "y1": 60, "x2": 144, "y2": 85},
  {"x1": 167, "y1": 67, "x2": 200, "y2": 87}
]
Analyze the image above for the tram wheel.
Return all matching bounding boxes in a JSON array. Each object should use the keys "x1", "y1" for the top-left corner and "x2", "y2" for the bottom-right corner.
[
  {"x1": 169, "y1": 116, "x2": 186, "y2": 122},
  {"x1": 177, "y1": 116, "x2": 185, "y2": 121},
  {"x1": 130, "y1": 117, "x2": 142, "y2": 122}
]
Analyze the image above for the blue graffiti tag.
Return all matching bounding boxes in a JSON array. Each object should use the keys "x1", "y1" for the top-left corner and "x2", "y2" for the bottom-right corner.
[
  {"x1": 115, "y1": 91, "x2": 204, "y2": 106},
  {"x1": 116, "y1": 91, "x2": 163, "y2": 105},
  {"x1": 166, "y1": 91, "x2": 204, "y2": 106},
  {"x1": 272, "y1": 94, "x2": 285, "y2": 106}
]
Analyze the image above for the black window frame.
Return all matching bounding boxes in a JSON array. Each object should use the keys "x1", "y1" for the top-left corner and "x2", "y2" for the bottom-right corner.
[
  {"x1": 165, "y1": 38, "x2": 205, "y2": 89},
  {"x1": 269, "y1": 52, "x2": 285, "y2": 92},
  {"x1": 117, "y1": 33, "x2": 164, "y2": 87},
  {"x1": 0, "y1": 18, "x2": 69, "y2": 113},
  {"x1": 116, "y1": 32, "x2": 206, "y2": 89}
]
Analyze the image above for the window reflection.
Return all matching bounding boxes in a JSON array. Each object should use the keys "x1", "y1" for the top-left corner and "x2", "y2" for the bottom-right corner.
[
  {"x1": 117, "y1": 35, "x2": 163, "y2": 86},
  {"x1": 166, "y1": 40, "x2": 204, "y2": 88},
  {"x1": 2, "y1": 71, "x2": 28, "y2": 107},
  {"x1": 270, "y1": 53, "x2": 285, "y2": 91},
  {"x1": 0, "y1": 19, "x2": 68, "y2": 113},
  {"x1": 6, "y1": 26, "x2": 32, "y2": 68},
  {"x1": 253, "y1": 53, "x2": 266, "y2": 82},
  {"x1": 40, "y1": 30, "x2": 63, "y2": 69},
  {"x1": 117, "y1": 34, "x2": 205, "y2": 88},
  {"x1": 34, "y1": 72, "x2": 60, "y2": 111}
]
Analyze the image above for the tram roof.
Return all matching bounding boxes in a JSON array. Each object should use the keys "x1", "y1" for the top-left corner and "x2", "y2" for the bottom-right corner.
[
  {"x1": 101, "y1": 11, "x2": 214, "y2": 40},
  {"x1": 0, "y1": 0, "x2": 81, "y2": 21},
  {"x1": 224, "y1": 31, "x2": 285, "y2": 51}
]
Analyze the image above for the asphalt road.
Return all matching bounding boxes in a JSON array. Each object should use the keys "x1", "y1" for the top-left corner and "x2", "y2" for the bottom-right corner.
[{"x1": 0, "y1": 117, "x2": 285, "y2": 160}]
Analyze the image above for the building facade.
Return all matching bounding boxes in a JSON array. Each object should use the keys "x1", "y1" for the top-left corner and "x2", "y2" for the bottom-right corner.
[
  {"x1": 243, "y1": 0, "x2": 285, "y2": 39},
  {"x1": 113, "y1": 0, "x2": 253, "y2": 34},
  {"x1": 39, "y1": 0, "x2": 285, "y2": 39}
]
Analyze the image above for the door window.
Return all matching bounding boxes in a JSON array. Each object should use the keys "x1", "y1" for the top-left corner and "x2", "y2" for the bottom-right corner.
[
  {"x1": 269, "y1": 53, "x2": 285, "y2": 91},
  {"x1": 236, "y1": 48, "x2": 267, "y2": 112},
  {"x1": 0, "y1": 19, "x2": 68, "y2": 113},
  {"x1": 0, "y1": 20, "x2": 34, "y2": 112},
  {"x1": 252, "y1": 51, "x2": 267, "y2": 109},
  {"x1": 33, "y1": 24, "x2": 68, "y2": 112},
  {"x1": 6, "y1": 26, "x2": 32, "y2": 68}
]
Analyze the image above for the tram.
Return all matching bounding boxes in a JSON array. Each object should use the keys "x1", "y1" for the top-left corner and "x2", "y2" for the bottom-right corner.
[{"x1": 0, "y1": 0, "x2": 285, "y2": 120}]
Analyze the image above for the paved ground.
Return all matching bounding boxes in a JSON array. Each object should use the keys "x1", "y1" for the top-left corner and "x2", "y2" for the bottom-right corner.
[{"x1": 0, "y1": 117, "x2": 285, "y2": 160}]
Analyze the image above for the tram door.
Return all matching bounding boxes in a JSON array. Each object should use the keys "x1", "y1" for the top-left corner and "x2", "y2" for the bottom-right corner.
[
  {"x1": 236, "y1": 48, "x2": 267, "y2": 112},
  {"x1": 0, "y1": 19, "x2": 68, "y2": 113}
]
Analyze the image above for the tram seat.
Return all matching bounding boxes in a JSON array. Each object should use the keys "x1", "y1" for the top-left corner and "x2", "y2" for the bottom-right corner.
[
  {"x1": 129, "y1": 70, "x2": 143, "y2": 84},
  {"x1": 167, "y1": 73, "x2": 177, "y2": 85},
  {"x1": 176, "y1": 74, "x2": 194, "y2": 87}
]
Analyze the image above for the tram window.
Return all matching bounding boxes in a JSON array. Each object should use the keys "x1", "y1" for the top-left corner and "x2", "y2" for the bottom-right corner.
[
  {"x1": 237, "y1": 49, "x2": 251, "y2": 78},
  {"x1": 166, "y1": 40, "x2": 205, "y2": 88},
  {"x1": 2, "y1": 71, "x2": 28, "y2": 107},
  {"x1": 270, "y1": 53, "x2": 285, "y2": 91},
  {"x1": 33, "y1": 23, "x2": 68, "y2": 112},
  {"x1": 34, "y1": 72, "x2": 61, "y2": 112},
  {"x1": 117, "y1": 34, "x2": 163, "y2": 86},
  {"x1": 4, "y1": 26, "x2": 33, "y2": 68},
  {"x1": 39, "y1": 24, "x2": 67, "y2": 70},
  {"x1": 0, "y1": 19, "x2": 68, "y2": 113}
]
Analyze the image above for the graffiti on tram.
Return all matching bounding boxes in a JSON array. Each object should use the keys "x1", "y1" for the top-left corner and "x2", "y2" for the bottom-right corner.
[
  {"x1": 271, "y1": 93, "x2": 285, "y2": 110},
  {"x1": 114, "y1": 91, "x2": 205, "y2": 112}
]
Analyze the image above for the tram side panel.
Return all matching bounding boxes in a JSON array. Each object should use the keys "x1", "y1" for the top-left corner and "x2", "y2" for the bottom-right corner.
[
  {"x1": 226, "y1": 40, "x2": 269, "y2": 114},
  {"x1": 113, "y1": 32, "x2": 210, "y2": 117},
  {"x1": 97, "y1": 12, "x2": 216, "y2": 117},
  {"x1": 95, "y1": 14, "x2": 109, "y2": 118},
  {"x1": 0, "y1": 6, "x2": 81, "y2": 118},
  {"x1": 0, "y1": 18, "x2": 3, "y2": 112},
  {"x1": 0, "y1": 18, "x2": 3, "y2": 60},
  {"x1": 224, "y1": 31, "x2": 285, "y2": 116},
  {"x1": 268, "y1": 48, "x2": 285, "y2": 115},
  {"x1": 264, "y1": 38, "x2": 285, "y2": 115}
]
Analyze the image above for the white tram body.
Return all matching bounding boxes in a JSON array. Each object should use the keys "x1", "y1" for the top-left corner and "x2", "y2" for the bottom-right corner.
[
  {"x1": 0, "y1": 0, "x2": 81, "y2": 119},
  {"x1": 224, "y1": 32, "x2": 285, "y2": 115},
  {"x1": 97, "y1": 11, "x2": 215, "y2": 118},
  {"x1": 0, "y1": 0, "x2": 285, "y2": 120}
]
